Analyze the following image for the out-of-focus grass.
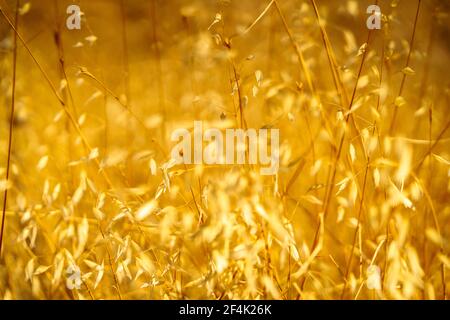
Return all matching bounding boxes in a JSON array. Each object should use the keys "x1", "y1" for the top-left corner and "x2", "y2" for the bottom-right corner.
[{"x1": 0, "y1": 0, "x2": 449, "y2": 299}]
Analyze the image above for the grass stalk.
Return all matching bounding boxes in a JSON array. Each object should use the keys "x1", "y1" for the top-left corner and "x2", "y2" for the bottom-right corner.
[
  {"x1": 389, "y1": 0, "x2": 421, "y2": 135},
  {"x1": 0, "y1": 0, "x2": 19, "y2": 258}
]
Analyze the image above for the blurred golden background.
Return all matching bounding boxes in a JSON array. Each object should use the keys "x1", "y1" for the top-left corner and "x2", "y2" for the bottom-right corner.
[{"x1": 0, "y1": 0, "x2": 449, "y2": 299}]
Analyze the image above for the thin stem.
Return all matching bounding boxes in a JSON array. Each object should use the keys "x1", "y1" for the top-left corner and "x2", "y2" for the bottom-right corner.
[
  {"x1": 389, "y1": 0, "x2": 421, "y2": 135},
  {"x1": 150, "y1": 0, "x2": 167, "y2": 140},
  {"x1": 0, "y1": 0, "x2": 19, "y2": 259}
]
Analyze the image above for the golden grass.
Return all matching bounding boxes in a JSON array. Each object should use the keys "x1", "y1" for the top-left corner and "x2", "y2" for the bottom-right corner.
[{"x1": 0, "y1": 0, "x2": 449, "y2": 299}]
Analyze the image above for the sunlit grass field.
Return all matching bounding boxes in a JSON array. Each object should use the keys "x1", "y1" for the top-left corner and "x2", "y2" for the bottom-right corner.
[{"x1": 0, "y1": 0, "x2": 449, "y2": 299}]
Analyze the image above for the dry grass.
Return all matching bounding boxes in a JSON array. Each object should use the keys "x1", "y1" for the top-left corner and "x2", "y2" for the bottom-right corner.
[{"x1": 0, "y1": 0, "x2": 449, "y2": 300}]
